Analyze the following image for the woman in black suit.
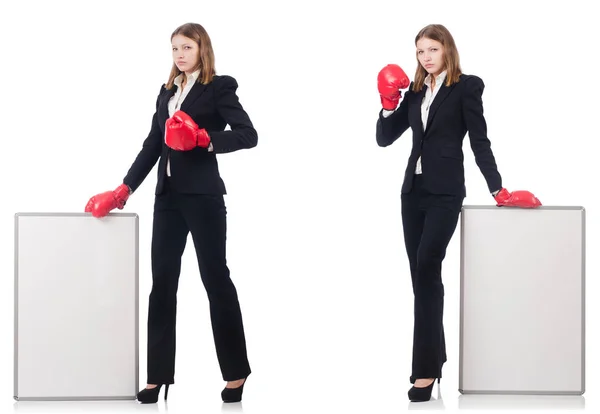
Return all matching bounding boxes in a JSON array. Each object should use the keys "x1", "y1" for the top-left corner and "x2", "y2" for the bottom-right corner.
[
  {"x1": 85, "y1": 22, "x2": 256, "y2": 404},
  {"x1": 375, "y1": 23, "x2": 540, "y2": 402}
]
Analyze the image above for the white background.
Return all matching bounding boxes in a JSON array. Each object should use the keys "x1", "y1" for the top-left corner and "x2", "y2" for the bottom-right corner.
[{"x1": 0, "y1": 0, "x2": 597, "y2": 412}]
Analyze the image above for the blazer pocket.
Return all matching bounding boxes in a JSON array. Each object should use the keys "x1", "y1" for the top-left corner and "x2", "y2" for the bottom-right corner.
[{"x1": 440, "y1": 146, "x2": 463, "y2": 160}]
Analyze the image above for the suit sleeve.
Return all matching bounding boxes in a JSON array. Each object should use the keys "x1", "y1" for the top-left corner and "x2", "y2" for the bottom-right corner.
[
  {"x1": 462, "y1": 76, "x2": 502, "y2": 193},
  {"x1": 208, "y1": 76, "x2": 258, "y2": 153},
  {"x1": 375, "y1": 82, "x2": 413, "y2": 147},
  {"x1": 122, "y1": 85, "x2": 165, "y2": 193}
]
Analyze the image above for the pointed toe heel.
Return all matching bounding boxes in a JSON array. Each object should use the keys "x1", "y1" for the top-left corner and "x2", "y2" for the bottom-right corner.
[
  {"x1": 408, "y1": 378, "x2": 438, "y2": 402},
  {"x1": 136, "y1": 384, "x2": 170, "y2": 404},
  {"x1": 221, "y1": 377, "x2": 247, "y2": 403}
]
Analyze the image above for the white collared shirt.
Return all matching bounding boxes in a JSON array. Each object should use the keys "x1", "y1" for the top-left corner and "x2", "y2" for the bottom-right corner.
[
  {"x1": 165, "y1": 70, "x2": 212, "y2": 176},
  {"x1": 168, "y1": 70, "x2": 200, "y2": 117}
]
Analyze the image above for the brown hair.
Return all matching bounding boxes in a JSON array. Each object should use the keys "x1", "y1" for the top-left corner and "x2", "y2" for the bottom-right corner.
[
  {"x1": 412, "y1": 24, "x2": 462, "y2": 92},
  {"x1": 166, "y1": 23, "x2": 216, "y2": 89}
]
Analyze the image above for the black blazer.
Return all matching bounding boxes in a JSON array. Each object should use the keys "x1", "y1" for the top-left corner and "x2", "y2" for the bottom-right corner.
[
  {"x1": 123, "y1": 75, "x2": 257, "y2": 195},
  {"x1": 376, "y1": 74, "x2": 501, "y2": 197}
]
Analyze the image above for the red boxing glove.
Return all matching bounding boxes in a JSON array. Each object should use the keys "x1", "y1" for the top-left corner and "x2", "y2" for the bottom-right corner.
[
  {"x1": 84, "y1": 184, "x2": 130, "y2": 218},
  {"x1": 494, "y1": 188, "x2": 542, "y2": 208},
  {"x1": 165, "y1": 110, "x2": 211, "y2": 150},
  {"x1": 377, "y1": 64, "x2": 410, "y2": 110}
]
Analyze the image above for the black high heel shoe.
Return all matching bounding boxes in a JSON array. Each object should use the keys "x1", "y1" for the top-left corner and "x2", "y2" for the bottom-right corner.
[
  {"x1": 221, "y1": 377, "x2": 248, "y2": 403},
  {"x1": 408, "y1": 378, "x2": 439, "y2": 402},
  {"x1": 136, "y1": 383, "x2": 170, "y2": 403}
]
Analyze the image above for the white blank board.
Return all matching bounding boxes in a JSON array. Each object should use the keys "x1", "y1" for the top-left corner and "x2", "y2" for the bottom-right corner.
[
  {"x1": 14, "y1": 213, "x2": 139, "y2": 400},
  {"x1": 459, "y1": 206, "x2": 585, "y2": 395}
]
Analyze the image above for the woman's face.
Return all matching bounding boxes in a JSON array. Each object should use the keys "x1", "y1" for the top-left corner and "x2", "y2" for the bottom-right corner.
[
  {"x1": 416, "y1": 37, "x2": 445, "y2": 77},
  {"x1": 172, "y1": 34, "x2": 200, "y2": 75}
]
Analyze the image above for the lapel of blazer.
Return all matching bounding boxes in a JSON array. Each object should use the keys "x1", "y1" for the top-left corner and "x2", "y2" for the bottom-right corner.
[
  {"x1": 424, "y1": 81, "x2": 456, "y2": 132},
  {"x1": 180, "y1": 81, "x2": 208, "y2": 113},
  {"x1": 159, "y1": 86, "x2": 177, "y2": 124},
  {"x1": 411, "y1": 87, "x2": 427, "y2": 137}
]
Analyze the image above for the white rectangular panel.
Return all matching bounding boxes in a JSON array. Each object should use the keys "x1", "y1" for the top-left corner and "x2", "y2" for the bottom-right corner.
[
  {"x1": 459, "y1": 206, "x2": 585, "y2": 395},
  {"x1": 14, "y1": 212, "x2": 139, "y2": 400}
]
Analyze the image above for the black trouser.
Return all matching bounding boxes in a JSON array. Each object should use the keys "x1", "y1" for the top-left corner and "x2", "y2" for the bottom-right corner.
[
  {"x1": 400, "y1": 175, "x2": 463, "y2": 383},
  {"x1": 146, "y1": 178, "x2": 251, "y2": 384}
]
